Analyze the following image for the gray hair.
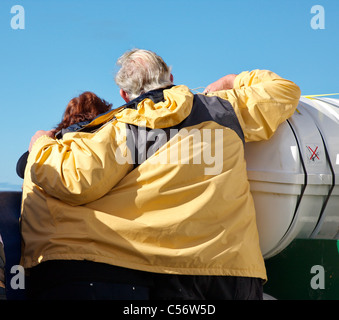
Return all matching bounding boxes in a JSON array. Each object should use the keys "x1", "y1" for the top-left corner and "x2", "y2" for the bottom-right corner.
[{"x1": 115, "y1": 49, "x2": 173, "y2": 100}]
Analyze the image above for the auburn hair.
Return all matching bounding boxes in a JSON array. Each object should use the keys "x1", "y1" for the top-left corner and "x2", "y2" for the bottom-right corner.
[{"x1": 55, "y1": 91, "x2": 112, "y2": 132}]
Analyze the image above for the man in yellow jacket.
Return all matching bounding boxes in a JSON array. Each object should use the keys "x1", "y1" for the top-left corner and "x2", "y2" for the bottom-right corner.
[{"x1": 21, "y1": 49, "x2": 301, "y2": 299}]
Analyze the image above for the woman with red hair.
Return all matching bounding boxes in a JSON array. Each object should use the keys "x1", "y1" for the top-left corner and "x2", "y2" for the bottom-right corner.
[
  {"x1": 54, "y1": 91, "x2": 112, "y2": 137},
  {"x1": 17, "y1": 92, "x2": 112, "y2": 178}
]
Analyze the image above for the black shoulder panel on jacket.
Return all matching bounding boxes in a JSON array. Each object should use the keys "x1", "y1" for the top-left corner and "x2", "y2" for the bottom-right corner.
[
  {"x1": 126, "y1": 91, "x2": 244, "y2": 168},
  {"x1": 176, "y1": 94, "x2": 245, "y2": 144}
]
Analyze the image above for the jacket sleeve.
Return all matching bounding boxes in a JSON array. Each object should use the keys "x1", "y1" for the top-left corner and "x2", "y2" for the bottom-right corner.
[
  {"x1": 26, "y1": 121, "x2": 134, "y2": 206},
  {"x1": 213, "y1": 69, "x2": 301, "y2": 142}
]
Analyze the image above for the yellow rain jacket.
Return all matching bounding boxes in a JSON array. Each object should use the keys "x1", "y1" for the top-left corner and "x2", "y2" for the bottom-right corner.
[{"x1": 21, "y1": 70, "x2": 301, "y2": 280}]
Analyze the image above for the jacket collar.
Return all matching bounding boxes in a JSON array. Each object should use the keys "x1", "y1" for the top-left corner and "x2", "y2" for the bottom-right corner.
[{"x1": 122, "y1": 85, "x2": 175, "y2": 110}]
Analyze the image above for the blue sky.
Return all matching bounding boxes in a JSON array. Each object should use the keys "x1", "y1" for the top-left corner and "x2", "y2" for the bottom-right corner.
[{"x1": 0, "y1": 0, "x2": 338, "y2": 190}]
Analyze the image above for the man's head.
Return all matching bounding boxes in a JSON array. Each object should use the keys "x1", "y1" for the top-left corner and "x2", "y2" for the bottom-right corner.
[{"x1": 115, "y1": 49, "x2": 173, "y2": 102}]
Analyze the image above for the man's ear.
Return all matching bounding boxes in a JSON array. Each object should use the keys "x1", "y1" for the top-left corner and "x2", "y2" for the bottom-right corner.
[
  {"x1": 120, "y1": 89, "x2": 130, "y2": 103},
  {"x1": 170, "y1": 73, "x2": 174, "y2": 83}
]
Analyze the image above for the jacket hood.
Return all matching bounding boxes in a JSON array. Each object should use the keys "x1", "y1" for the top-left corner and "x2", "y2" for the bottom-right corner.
[{"x1": 115, "y1": 85, "x2": 194, "y2": 129}]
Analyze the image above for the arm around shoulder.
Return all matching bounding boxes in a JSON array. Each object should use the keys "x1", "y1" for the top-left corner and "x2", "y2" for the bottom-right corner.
[{"x1": 27, "y1": 122, "x2": 133, "y2": 206}]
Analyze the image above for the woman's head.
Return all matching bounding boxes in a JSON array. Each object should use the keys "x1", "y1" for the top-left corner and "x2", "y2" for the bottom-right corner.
[{"x1": 55, "y1": 91, "x2": 112, "y2": 132}]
